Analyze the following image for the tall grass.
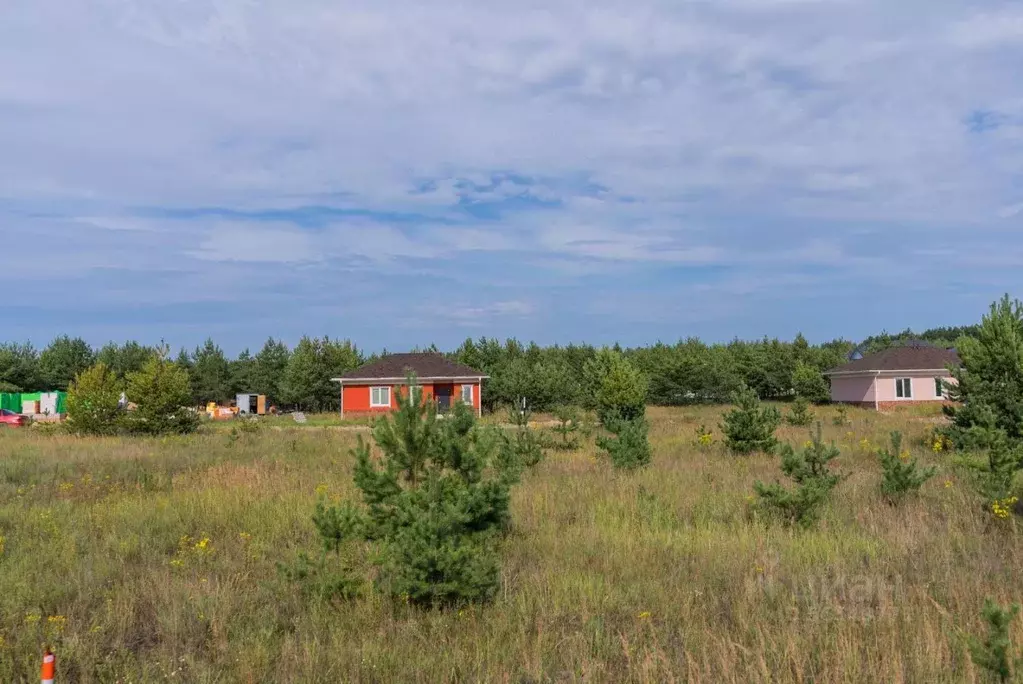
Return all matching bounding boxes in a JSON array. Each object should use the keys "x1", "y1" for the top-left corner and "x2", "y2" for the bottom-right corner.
[{"x1": 0, "y1": 405, "x2": 1019, "y2": 682}]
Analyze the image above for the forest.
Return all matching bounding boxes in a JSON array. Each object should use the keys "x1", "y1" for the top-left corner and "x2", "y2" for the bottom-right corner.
[{"x1": 0, "y1": 324, "x2": 977, "y2": 413}]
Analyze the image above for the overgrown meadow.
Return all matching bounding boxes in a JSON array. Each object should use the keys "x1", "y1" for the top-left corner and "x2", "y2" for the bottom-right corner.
[{"x1": 1, "y1": 404, "x2": 1020, "y2": 683}]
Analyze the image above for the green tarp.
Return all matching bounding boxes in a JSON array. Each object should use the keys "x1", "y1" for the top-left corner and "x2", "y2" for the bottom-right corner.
[{"x1": 0, "y1": 391, "x2": 68, "y2": 415}]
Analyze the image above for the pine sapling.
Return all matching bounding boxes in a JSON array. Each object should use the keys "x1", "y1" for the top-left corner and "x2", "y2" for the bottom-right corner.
[
  {"x1": 721, "y1": 384, "x2": 781, "y2": 455},
  {"x1": 597, "y1": 416, "x2": 652, "y2": 470},
  {"x1": 968, "y1": 598, "x2": 1021, "y2": 683},
  {"x1": 753, "y1": 423, "x2": 842, "y2": 527},
  {"x1": 879, "y1": 431, "x2": 937, "y2": 501},
  {"x1": 786, "y1": 396, "x2": 814, "y2": 427},
  {"x1": 832, "y1": 405, "x2": 849, "y2": 427},
  {"x1": 548, "y1": 405, "x2": 581, "y2": 451}
]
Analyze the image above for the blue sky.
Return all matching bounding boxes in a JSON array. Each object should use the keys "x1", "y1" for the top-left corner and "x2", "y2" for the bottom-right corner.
[{"x1": 2, "y1": 0, "x2": 1021, "y2": 354}]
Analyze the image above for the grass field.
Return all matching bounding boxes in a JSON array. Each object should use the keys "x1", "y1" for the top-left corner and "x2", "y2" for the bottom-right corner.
[{"x1": 1, "y1": 404, "x2": 1020, "y2": 682}]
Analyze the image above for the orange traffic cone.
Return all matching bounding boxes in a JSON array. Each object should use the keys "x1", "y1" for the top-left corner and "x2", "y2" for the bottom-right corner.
[{"x1": 41, "y1": 648, "x2": 55, "y2": 684}]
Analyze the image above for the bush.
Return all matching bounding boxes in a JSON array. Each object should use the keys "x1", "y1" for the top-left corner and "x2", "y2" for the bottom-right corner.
[
  {"x1": 124, "y1": 353, "x2": 199, "y2": 435},
  {"x1": 66, "y1": 362, "x2": 124, "y2": 435},
  {"x1": 792, "y1": 361, "x2": 829, "y2": 404},
  {"x1": 878, "y1": 431, "x2": 937, "y2": 501},
  {"x1": 786, "y1": 396, "x2": 814, "y2": 427},
  {"x1": 753, "y1": 424, "x2": 842, "y2": 526},
  {"x1": 596, "y1": 416, "x2": 652, "y2": 470},
  {"x1": 832, "y1": 405, "x2": 849, "y2": 426},
  {"x1": 584, "y1": 348, "x2": 647, "y2": 426},
  {"x1": 310, "y1": 374, "x2": 515, "y2": 607},
  {"x1": 721, "y1": 384, "x2": 781, "y2": 454}
]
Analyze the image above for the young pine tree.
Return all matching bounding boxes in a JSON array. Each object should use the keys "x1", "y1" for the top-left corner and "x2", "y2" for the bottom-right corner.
[
  {"x1": 753, "y1": 423, "x2": 842, "y2": 527},
  {"x1": 786, "y1": 396, "x2": 815, "y2": 427},
  {"x1": 596, "y1": 416, "x2": 652, "y2": 470},
  {"x1": 337, "y1": 374, "x2": 515, "y2": 607},
  {"x1": 969, "y1": 598, "x2": 1022, "y2": 683},
  {"x1": 500, "y1": 403, "x2": 545, "y2": 472},
  {"x1": 548, "y1": 404, "x2": 581, "y2": 451},
  {"x1": 125, "y1": 349, "x2": 199, "y2": 435},
  {"x1": 878, "y1": 431, "x2": 937, "y2": 501},
  {"x1": 721, "y1": 384, "x2": 781, "y2": 455}
]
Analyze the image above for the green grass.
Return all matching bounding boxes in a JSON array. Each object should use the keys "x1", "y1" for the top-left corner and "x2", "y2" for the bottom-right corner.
[{"x1": 0, "y1": 405, "x2": 1019, "y2": 682}]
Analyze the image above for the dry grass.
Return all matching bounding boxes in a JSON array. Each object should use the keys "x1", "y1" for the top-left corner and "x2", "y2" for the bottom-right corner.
[{"x1": 0, "y1": 404, "x2": 1019, "y2": 682}]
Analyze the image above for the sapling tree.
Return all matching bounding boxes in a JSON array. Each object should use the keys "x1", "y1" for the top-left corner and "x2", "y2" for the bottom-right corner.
[
  {"x1": 721, "y1": 384, "x2": 781, "y2": 454},
  {"x1": 878, "y1": 431, "x2": 937, "y2": 501},
  {"x1": 548, "y1": 405, "x2": 581, "y2": 451},
  {"x1": 786, "y1": 396, "x2": 814, "y2": 427},
  {"x1": 597, "y1": 415, "x2": 652, "y2": 470},
  {"x1": 501, "y1": 402, "x2": 545, "y2": 471},
  {"x1": 66, "y1": 362, "x2": 124, "y2": 435},
  {"x1": 307, "y1": 373, "x2": 516, "y2": 607},
  {"x1": 754, "y1": 423, "x2": 842, "y2": 526},
  {"x1": 968, "y1": 598, "x2": 1022, "y2": 683}
]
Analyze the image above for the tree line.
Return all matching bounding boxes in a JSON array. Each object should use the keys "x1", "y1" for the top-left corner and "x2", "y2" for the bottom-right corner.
[{"x1": 0, "y1": 325, "x2": 979, "y2": 413}]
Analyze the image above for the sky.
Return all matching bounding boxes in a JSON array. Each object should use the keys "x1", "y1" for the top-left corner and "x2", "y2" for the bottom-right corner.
[{"x1": 1, "y1": 0, "x2": 1021, "y2": 355}]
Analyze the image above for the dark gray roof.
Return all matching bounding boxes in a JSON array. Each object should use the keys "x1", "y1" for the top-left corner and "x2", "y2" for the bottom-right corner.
[
  {"x1": 336, "y1": 353, "x2": 486, "y2": 381},
  {"x1": 826, "y1": 346, "x2": 960, "y2": 374}
]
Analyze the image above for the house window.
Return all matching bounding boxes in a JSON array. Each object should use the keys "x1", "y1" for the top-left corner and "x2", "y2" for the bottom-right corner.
[
  {"x1": 460, "y1": 384, "x2": 473, "y2": 404},
  {"x1": 935, "y1": 378, "x2": 945, "y2": 398},
  {"x1": 895, "y1": 378, "x2": 913, "y2": 399},
  {"x1": 370, "y1": 386, "x2": 391, "y2": 407}
]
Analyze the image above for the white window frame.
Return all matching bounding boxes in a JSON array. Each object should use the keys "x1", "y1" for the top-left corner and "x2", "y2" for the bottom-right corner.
[
  {"x1": 370, "y1": 386, "x2": 391, "y2": 407},
  {"x1": 460, "y1": 384, "x2": 473, "y2": 404},
  {"x1": 895, "y1": 377, "x2": 913, "y2": 399}
]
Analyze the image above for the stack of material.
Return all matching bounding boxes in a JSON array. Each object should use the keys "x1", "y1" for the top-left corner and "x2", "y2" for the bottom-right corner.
[{"x1": 22, "y1": 399, "x2": 40, "y2": 415}]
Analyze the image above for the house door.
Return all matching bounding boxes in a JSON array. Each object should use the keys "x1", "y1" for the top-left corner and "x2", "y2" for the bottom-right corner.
[{"x1": 435, "y1": 384, "x2": 454, "y2": 413}]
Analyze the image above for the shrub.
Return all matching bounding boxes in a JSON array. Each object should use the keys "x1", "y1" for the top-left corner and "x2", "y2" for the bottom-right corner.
[
  {"x1": 312, "y1": 374, "x2": 515, "y2": 607},
  {"x1": 968, "y1": 598, "x2": 1021, "y2": 683},
  {"x1": 753, "y1": 424, "x2": 842, "y2": 526},
  {"x1": 786, "y1": 396, "x2": 814, "y2": 427},
  {"x1": 792, "y1": 361, "x2": 829, "y2": 404},
  {"x1": 721, "y1": 384, "x2": 781, "y2": 455},
  {"x1": 66, "y1": 362, "x2": 123, "y2": 435},
  {"x1": 597, "y1": 416, "x2": 652, "y2": 470},
  {"x1": 124, "y1": 352, "x2": 199, "y2": 435},
  {"x1": 584, "y1": 348, "x2": 647, "y2": 426},
  {"x1": 695, "y1": 423, "x2": 714, "y2": 449},
  {"x1": 832, "y1": 405, "x2": 849, "y2": 426},
  {"x1": 878, "y1": 431, "x2": 937, "y2": 501}
]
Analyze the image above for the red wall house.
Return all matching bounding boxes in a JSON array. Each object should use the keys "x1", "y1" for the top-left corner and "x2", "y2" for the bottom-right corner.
[{"x1": 333, "y1": 353, "x2": 487, "y2": 418}]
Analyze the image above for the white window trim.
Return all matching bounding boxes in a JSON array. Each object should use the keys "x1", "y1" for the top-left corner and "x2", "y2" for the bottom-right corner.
[
  {"x1": 460, "y1": 384, "x2": 473, "y2": 404},
  {"x1": 370, "y1": 386, "x2": 391, "y2": 407},
  {"x1": 895, "y1": 377, "x2": 913, "y2": 399}
]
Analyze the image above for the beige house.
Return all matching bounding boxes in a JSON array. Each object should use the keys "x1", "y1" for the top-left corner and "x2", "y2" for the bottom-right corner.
[{"x1": 824, "y1": 346, "x2": 959, "y2": 410}]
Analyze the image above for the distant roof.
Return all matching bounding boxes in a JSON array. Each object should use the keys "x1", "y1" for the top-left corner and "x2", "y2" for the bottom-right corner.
[
  {"x1": 827, "y1": 346, "x2": 960, "y2": 375},
  {"x1": 334, "y1": 353, "x2": 486, "y2": 381}
]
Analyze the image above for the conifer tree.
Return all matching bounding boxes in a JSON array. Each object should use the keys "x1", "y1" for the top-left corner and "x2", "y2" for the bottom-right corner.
[
  {"x1": 945, "y1": 294, "x2": 1023, "y2": 450},
  {"x1": 330, "y1": 374, "x2": 515, "y2": 606},
  {"x1": 878, "y1": 431, "x2": 937, "y2": 501},
  {"x1": 754, "y1": 424, "x2": 841, "y2": 526},
  {"x1": 721, "y1": 384, "x2": 781, "y2": 454},
  {"x1": 597, "y1": 415, "x2": 652, "y2": 470}
]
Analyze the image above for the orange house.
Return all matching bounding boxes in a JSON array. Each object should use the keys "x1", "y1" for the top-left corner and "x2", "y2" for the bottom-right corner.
[{"x1": 333, "y1": 352, "x2": 487, "y2": 419}]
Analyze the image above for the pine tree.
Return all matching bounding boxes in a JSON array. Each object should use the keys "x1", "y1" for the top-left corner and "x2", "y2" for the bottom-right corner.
[
  {"x1": 190, "y1": 338, "x2": 232, "y2": 404},
  {"x1": 39, "y1": 336, "x2": 95, "y2": 391},
  {"x1": 597, "y1": 416, "x2": 652, "y2": 470},
  {"x1": 969, "y1": 599, "x2": 1021, "y2": 683},
  {"x1": 945, "y1": 294, "x2": 1023, "y2": 450},
  {"x1": 753, "y1": 424, "x2": 842, "y2": 526},
  {"x1": 792, "y1": 360, "x2": 829, "y2": 404},
  {"x1": 786, "y1": 396, "x2": 815, "y2": 426},
  {"x1": 336, "y1": 374, "x2": 514, "y2": 606},
  {"x1": 583, "y1": 348, "x2": 647, "y2": 426},
  {"x1": 721, "y1": 384, "x2": 781, "y2": 454},
  {"x1": 125, "y1": 349, "x2": 199, "y2": 435},
  {"x1": 878, "y1": 431, "x2": 937, "y2": 501},
  {"x1": 252, "y1": 338, "x2": 290, "y2": 407}
]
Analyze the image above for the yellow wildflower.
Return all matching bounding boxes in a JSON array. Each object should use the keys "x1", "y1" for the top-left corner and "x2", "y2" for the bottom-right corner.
[
  {"x1": 0, "y1": 535, "x2": 5, "y2": 556},
  {"x1": 803, "y1": 440, "x2": 813, "y2": 449},
  {"x1": 46, "y1": 615, "x2": 67, "y2": 634},
  {"x1": 637, "y1": 611, "x2": 652, "y2": 619},
  {"x1": 24, "y1": 613, "x2": 41, "y2": 625},
  {"x1": 58, "y1": 481, "x2": 74, "y2": 493},
  {"x1": 992, "y1": 496, "x2": 1018, "y2": 520},
  {"x1": 239, "y1": 532, "x2": 251, "y2": 542},
  {"x1": 315, "y1": 482, "x2": 329, "y2": 498},
  {"x1": 944, "y1": 480, "x2": 953, "y2": 489},
  {"x1": 899, "y1": 450, "x2": 911, "y2": 461}
]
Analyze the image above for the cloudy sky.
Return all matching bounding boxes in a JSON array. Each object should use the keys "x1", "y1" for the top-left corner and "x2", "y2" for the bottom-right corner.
[{"x1": 2, "y1": 1, "x2": 1021, "y2": 354}]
